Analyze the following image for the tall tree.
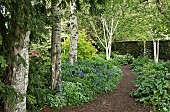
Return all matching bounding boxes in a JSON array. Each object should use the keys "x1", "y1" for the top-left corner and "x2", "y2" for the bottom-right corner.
[
  {"x1": 0, "y1": 0, "x2": 48, "y2": 111},
  {"x1": 147, "y1": 0, "x2": 164, "y2": 63},
  {"x1": 88, "y1": 0, "x2": 123, "y2": 60},
  {"x1": 0, "y1": 1, "x2": 30, "y2": 111},
  {"x1": 51, "y1": 0, "x2": 62, "y2": 90},
  {"x1": 69, "y1": 0, "x2": 78, "y2": 65},
  {"x1": 89, "y1": 15, "x2": 120, "y2": 60}
]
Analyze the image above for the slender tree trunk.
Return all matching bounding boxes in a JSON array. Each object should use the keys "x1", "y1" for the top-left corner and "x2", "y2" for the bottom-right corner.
[
  {"x1": 108, "y1": 45, "x2": 112, "y2": 60},
  {"x1": 51, "y1": 0, "x2": 62, "y2": 90},
  {"x1": 156, "y1": 39, "x2": 159, "y2": 63},
  {"x1": 143, "y1": 41, "x2": 146, "y2": 56},
  {"x1": 107, "y1": 0, "x2": 114, "y2": 60},
  {"x1": 106, "y1": 46, "x2": 111, "y2": 60},
  {"x1": 106, "y1": 47, "x2": 109, "y2": 60},
  {"x1": 153, "y1": 39, "x2": 159, "y2": 63},
  {"x1": 4, "y1": 27, "x2": 30, "y2": 112},
  {"x1": 107, "y1": 39, "x2": 112, "y2": 60},
  {"x1": 69, "y1": 1, "x2": 78, "y2": 65},
  {"x1": 153, "y1": 40, "x2": 157, "y2": 62},
  {"x1": 107, "y1": 17, "x2": 114, "y2": 60}
]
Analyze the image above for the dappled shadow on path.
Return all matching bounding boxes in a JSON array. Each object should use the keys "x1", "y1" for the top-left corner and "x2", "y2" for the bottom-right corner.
[{"x1": 42, "y1": 65, "x2": 152, "y2": 112}]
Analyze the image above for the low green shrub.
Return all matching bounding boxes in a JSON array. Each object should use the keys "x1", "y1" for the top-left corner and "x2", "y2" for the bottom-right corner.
[
  {"x1": 111, "y1": 52, "x2": 134, "y2": 65},
  {"x1": 63, "y1": 81, "x2": 92, "y2": 106},
  {"x1": 98, "y1": 51, "x2": 134, "y2": 64},
  {"x1": 62, "y1": 57, "x2": 122, "y2": 93},
  {"x1": 131, "y1": 56, "x2": 153, "y2": 68},
  {"x1": 46, "y1": 81, "x2": 93, "y2": 109},
  {"x1": 47, "y1": 93, "x2": 67, "y2": 109},
  {"x1": 131, "y1": 57, "x2": 170, "y2": 112}
]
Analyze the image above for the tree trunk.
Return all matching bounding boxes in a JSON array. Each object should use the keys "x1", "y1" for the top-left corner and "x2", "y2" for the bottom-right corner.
[
  {"x1": 4, "y1": 27, "x2": 30, "y2": 112},
  {"x1": 107, "y1": 39, "x2": 112, "y2": 60},
  {"x1": 153, "y1": 39, "x2": 159, "y2": 63},
  {"x1": 106, "y1": 47, "x2": 109, "y2": 60},
  {"x1": 51, "y1": 0, "x2": 62, "y2": 90},
  {"x1": 108, "y1": 45, "x2": 112, "y2": 60},
  {"x1": 156, "y1": 39, "x2": 159, "y2": 63},
  {"x1": 153, "y1": 40, "x2": 157, "y2": 63},
  {"x1": 69, "y1": 1, "x2": 78, "y2": 65},
  {"x1": 143, "y1": 41, "x2": 146, "y2": 56}
]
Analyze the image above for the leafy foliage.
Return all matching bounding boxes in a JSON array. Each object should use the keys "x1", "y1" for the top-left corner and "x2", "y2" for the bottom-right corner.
[
  {"x1": 27, "y1": 49, "x2": 51, "y2": 111},
  {"x1": 111, "y1": 52, "x2": 134, "y2": 64},
  {"x1": 62, "y1": 30, "x2": 97, "y2": 60},
  {"x1": 97, "y1": 52, "x2": 134, "y2": 65},
  {"x1": 47, "y1": 56, "x2": 123, "y2": 108},
  {"x1": 62, "y1": 57, "x2": 122, "y2": 93},
  {"x1": 131, "y1": 57, "x2": 170, "y2": 111}
]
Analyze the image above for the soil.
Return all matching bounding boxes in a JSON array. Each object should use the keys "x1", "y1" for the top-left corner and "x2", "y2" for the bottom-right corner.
[{"x1": 41, "y1": 65, "x2": 152, "y2": 112}]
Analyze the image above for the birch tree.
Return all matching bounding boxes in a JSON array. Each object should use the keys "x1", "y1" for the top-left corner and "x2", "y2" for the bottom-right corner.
[
  {"x1": 89, "y1": 16, "x2": 119, "y2": 60},
  {"x1": 51, "y1": 0, "x2": 62, "y2": 90},
  {"x1": 69, "y1": 0, "x2": 78, "y2": 65},
  {"x1": 89, "y1": 0, "x2": 122, "y2": 60},
  {"x1": 153, "y1": 39, "x2": 159, "y2": 63},
  {"x1": 147, "y1": 0, "x2": 168, "y2": 63},
  {"x1": 148, "y1": 0, "x2": 162, "y2": 63}
]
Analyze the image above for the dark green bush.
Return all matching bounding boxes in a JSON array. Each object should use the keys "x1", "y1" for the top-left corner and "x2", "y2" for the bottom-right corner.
[{"x1": 131, "y1": 57, "x2": 170, "y2": 112}]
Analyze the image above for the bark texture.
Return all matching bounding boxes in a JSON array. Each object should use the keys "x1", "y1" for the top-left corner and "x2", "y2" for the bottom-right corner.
[
  {"x1": 69, "y1": 1, "x2": 78, "y2": 65},
  {"x1": 51, "y1": 0, "x2": 62, "y2": 90},
  {"x1": 4, "y1": 27, "x2": 30, "y2": 112}
]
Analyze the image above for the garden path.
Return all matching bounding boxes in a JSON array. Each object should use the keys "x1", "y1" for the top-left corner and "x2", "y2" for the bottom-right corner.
[{"x1": 42, "y1": 65, "x2": 152, "y2": 112}]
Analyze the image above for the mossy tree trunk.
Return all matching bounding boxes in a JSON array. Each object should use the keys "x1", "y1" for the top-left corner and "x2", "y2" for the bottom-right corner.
[{"x1": 4, "y1": 26, "x2": 30, "y2": 112}]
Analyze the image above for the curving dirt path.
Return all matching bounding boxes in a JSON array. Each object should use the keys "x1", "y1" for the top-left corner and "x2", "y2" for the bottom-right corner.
[{"x1": 42, "y1": 65, "x2": 152, "y2": 112}]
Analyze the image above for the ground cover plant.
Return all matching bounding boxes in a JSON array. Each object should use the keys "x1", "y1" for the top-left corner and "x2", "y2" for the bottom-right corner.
[
  {"x1": 27, "y1": 51, "x2": 132, "y2": 111},
  {"x1": 131, "y1": 57, "x2": 170, "y2": 112}
]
